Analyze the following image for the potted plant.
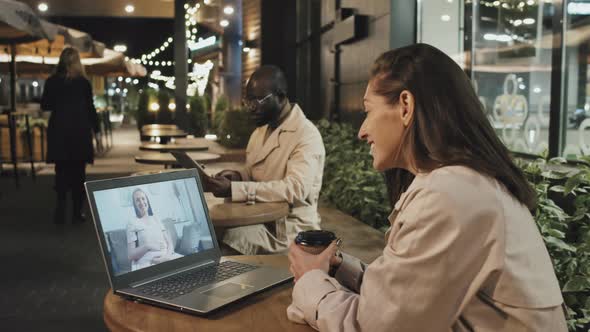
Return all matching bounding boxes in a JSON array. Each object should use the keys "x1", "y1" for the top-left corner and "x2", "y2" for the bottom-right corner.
[
  {"x1": 188, "y1": 95, "x2": 208, "y2": 137},
  {"x1": 217, "y1": 107, "x2": 256, "y2": 149},
  {"x1": 157, "y1": 90, "x2": 174, "y2": 124},
  {"x1": 135, "y1": 88, "x2": 160, "y2": 130},
  {"x1": 212, "y1": 94, "x2": 229, "y2": 133}
]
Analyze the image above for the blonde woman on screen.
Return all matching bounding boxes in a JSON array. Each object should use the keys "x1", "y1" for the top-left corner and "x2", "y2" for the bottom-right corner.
[{"x1": 127, "y1": 189, "x2": 183, "y2": 271}]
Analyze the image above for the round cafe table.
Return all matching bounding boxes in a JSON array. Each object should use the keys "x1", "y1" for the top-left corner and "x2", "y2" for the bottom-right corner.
[
  {"x1": 103, "y1": 255, "x2": 313, "y2": 332},
  {"x1": 139, "y1": 142, "x2": 209, "y2": 152},
  {"x1": 134, "y1": 152, "x2": 221, "y2": 167},
  {"x1": 207, "y1": 198, "x2": 290, "y2": 228},
  {"x1": 141, "y1": 129, "x2": 188, "y2": 144},
  {"x1": 141, "y1": 124, "x2": 179, "y2": 131},
  {"x1": 141, "y1": 129, "x2": 188, "y2": 138}
]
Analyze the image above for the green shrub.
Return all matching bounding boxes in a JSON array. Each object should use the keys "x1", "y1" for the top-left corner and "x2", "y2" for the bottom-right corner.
[
  {"x1": 136, "y1": 92, "x2": 148, "y2": 127},
  {"x1": 217, "y1": 109, "x2": 256, "y2": 148},
  {"x1": 124, "y1": 87, "x2": 140, "y2": 120},
  {"x1": 212, "y1": 95, "x2": 229, "y2": 133},
  {"x1": 214, "y1": 94, "x2": 229, "y2": 113},
  {"x1": 518, "y1": 157, "x2": 590, "y2": 331},
  {"x1": 316, "y1": 120, "x2": 390, "y2": 231},
  {"x1": 188, "y1": 95, "x2": 208, "y2": 137},
  {"x1": 135, "y1": 89, "x2": 152, "y2": 129},
  {"x1": 318, "y1": 120, "x2": 590, "y2": 330},
  {"x1": 157, "y1": 90, "x2": 173, "y2": 124},
  {"x1": 203, "y1": 94, "x2": 211, "y2": 113}
]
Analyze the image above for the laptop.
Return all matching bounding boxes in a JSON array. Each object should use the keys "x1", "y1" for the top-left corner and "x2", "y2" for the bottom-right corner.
[{"x1": 85, "y1": 169, "x2": 292, "y2": 315}]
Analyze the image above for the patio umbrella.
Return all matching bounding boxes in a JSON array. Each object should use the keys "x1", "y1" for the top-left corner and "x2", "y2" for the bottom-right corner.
[
  {"x1": 0, "y1": 0, "x2": 58, "y2": 108},
  {"x1": 6, "y1": 25, "x2": 105, "y2": 59},
  {"x1": 0, "y1": 47, "x2": 147, "y2": 77},
  {"x1": 84, "y1": 49, "x2": 147, "y2": 77},
  {"x1": 0, "y1": 0, "x2": 58, "y2": 186},
  {"x1": 0, "y1": 0, "x2": 57, "y2": 44}
]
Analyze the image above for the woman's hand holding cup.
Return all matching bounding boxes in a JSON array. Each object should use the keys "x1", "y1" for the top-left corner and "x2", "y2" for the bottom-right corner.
[{"x1": 288, "y1": 230, "x2": 342, "y2": 283}]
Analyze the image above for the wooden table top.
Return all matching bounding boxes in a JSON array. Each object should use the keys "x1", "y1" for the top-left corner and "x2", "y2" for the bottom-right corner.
[
  {"x1": 139, "y1": 143, "x2": 209, "y2": 152},
  {"x1": 141, "y1": 129, "x2": 188, "y2": 138},
  {"x1": 134, "y1": 152, "x2": 220, "y2": 165},
  {"x1": 11, "y1": 110, "x2": 38, "y2": 116},
  {"x1": 207, "y1": 198, "x2": 290, "y2": 227},
  {"x1": 141, "y1": 124, "x2": 179, "y2": 131},
  {"x1": 103, "y1": 255, "x2": 313, "y2": 332}
]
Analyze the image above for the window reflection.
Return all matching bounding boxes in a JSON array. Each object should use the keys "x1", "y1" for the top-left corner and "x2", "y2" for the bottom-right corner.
[
  {"x1": 564, "y1": 1, "x2": 590, "y2": 158},
  {"x1": 419, "y1": 0, "x2": 554, "y2": 155}
]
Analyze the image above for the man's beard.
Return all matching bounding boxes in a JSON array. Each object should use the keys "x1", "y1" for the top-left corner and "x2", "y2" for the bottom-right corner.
[{"x1": 253, "y1": 108, "x2": 278, "y2": 127}]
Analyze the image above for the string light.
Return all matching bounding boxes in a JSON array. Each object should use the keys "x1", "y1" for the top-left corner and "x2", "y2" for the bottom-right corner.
[
  {"x1": 131, "y1": 3, "x2": 202, "y2": 67},
  {"x1": 148, "y1": 60, "x2": 213, "y2": 96}
]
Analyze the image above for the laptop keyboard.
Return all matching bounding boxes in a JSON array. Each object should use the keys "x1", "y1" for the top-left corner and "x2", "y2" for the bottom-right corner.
[{"x1": 137, "y1": 261, "x2": 258, "y2": 300}]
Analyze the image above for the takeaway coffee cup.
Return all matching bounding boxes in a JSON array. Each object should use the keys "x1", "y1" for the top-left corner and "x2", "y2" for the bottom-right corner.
[{"x1": 294, "y1": 230, "x2": 338, "y2": 255}]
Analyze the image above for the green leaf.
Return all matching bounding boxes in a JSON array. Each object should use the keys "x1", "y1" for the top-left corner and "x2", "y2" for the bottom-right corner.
[
  {"x1": 565, "y1": 175, "x2": 583, "y2": 194},
  {"x1": 544, "y1": 236, "x2": 577, "y2": 253},
  {"x1": 543, "y1": 170, "x2": 570, "y2": 180},
  {"x1": 563, "y1": 276, "x2": 590, "y2": 292},
  {"x1": 550, "y1": 185, "x2": 565, "y2": 193},
  {"x1": 549, "y1": 157, "x2": 567, "y2": 164},
  {"x1": 546, "y1": 228, "x2": 566, "y2": 239}
]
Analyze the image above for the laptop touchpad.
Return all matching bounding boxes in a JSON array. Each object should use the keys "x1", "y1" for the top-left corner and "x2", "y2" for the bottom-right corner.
[{"x1": 202, "y1": 282, "x2": 254, "y2": 299}]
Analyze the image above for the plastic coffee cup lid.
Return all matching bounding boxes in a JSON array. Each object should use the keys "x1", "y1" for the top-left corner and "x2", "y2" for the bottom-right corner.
[{"x1": 295, "y1": 230, "x2": 336, "y2": 246}]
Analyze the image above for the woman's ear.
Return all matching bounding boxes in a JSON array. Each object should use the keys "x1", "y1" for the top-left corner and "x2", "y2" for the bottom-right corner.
[{"x1": 399, "y1": 90, "x2": 415, "y2": 127}]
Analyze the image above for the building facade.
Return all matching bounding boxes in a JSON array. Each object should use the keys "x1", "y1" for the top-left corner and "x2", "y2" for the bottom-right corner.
[{"x1": 258, "y1": 0, "x2": 589, "y2": 160}]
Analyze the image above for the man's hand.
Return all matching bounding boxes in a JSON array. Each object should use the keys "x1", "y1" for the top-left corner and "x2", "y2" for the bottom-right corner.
[
  {"x1": 215, "y1": 170, "x2": 242, "y2": 181},
  {"x1": 206, "y1": 175, "x2": 232, "y2": 197}
]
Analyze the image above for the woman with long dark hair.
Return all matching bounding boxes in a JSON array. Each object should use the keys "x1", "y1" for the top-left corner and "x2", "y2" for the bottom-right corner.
[
  {"x1": 288, "y1": 44, "x2": 566, "y2": 331},
  {"x1": 41, "y1": 47, "x2": 99, "y2": 224}
]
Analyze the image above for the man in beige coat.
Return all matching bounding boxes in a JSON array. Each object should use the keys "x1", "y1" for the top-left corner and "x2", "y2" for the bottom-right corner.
[{"x1": 207, "y1": 65, "x2": 325, "y2": 255}]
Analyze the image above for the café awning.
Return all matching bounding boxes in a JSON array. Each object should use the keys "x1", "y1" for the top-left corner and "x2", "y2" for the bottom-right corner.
[
  {"x1": 0, "y1": 48, "x2": 147, "y2": 77},
  {"x1": 0, "y1": 0, "x2": 58, "y2": 43}
]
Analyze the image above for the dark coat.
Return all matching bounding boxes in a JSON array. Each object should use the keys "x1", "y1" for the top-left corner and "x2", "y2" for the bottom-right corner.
[{"x1": 41, "y1": 75, "x2": 99, "y2": 163}]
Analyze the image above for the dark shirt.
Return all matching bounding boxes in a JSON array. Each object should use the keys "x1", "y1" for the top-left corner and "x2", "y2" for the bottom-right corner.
[{"x1": 41, "y1": 75, "x2": 99, "y2": 163}]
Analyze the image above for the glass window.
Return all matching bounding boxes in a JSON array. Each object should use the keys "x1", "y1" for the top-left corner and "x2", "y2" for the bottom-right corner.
[
  {"x1": 419, "y1": 0, "x2": 555, "y2": 156},
  {"x1": 563, "y1": 1, "x2": 590, "y2": 159}
]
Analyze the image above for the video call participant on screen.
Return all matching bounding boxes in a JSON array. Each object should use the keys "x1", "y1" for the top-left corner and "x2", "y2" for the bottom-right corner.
[
  {"x1": 127, "y1": 189, "x2": 183, "y2": 271},
  {"x1": 205, "y1": 65, "x2": 326, "y2": 255}
]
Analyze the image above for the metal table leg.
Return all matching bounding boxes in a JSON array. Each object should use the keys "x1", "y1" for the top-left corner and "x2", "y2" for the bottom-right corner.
[
  {"x1": 8, "y1": 113, "x2": 19, "y2": 187},
  {"x1": 24, "y1": 114, "x2": 35, "y2": 181}
]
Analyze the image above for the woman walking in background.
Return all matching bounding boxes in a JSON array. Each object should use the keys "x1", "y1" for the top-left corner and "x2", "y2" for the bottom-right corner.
[{"x1": 41, "y1": 47, "x2": 99, "y2": 224}]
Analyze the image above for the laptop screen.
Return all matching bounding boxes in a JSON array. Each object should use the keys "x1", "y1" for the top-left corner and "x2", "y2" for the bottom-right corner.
[{"x1": 92, "y1": 177, "x2": 214, "y2": 277}]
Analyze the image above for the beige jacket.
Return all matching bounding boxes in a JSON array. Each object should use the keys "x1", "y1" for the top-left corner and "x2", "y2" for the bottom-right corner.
[
  {"x1": 222, "y1": 104, "x2": 325, "y2": 254},
  {"x1": 289, "y1": 166, "x2": 566, "y2": 331}
]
